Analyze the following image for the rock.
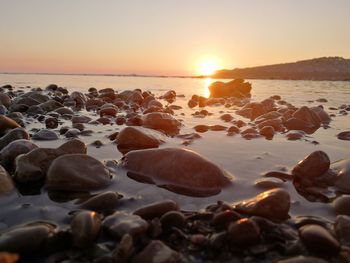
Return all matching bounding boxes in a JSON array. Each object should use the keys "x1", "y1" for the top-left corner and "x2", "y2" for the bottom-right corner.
[
  {"x1": 209, "y1": 79, "x2": 251, "y2": 98},
  {"x1": 120, "y1": 148, "x2": 233, "y2": 197},
  {"x1": 299, "y1": 224, "x2": 340, "y2": 255},
  {"x1": 227, "y1": 218, "x2": 260, "y2": 246},
  {"x1": 71, "y1": 211, "x2": 101, "y2": 248},
  {"x1": 292, "y1": 151, "x2": 330, "y2": 179},
  {"x1": 310, "y1": 106, "x2": 331, "y2": 124},
  {"x1": 80, "y1": 191, "x2": 122, "y2": 211},
  {"x1": 332, "y1": 195, "x2": 350, "y2": 216},
  {"x1": 193, "y1": 125, "x2": 209, "y2": 133},
  {"x1": 337, "y1": 131, "x2": 350, "y2": 140},
  {"x1": 0, "y1": 165, "x2": 14, "y2": 196},
  {"x1": 259, "y1": 126, "x2": 275, "y2": 139},
  {"x1": 103, "y1": 212, "x2": 148, "y2": 239},
  {"x1": 38, "y1": 100, "x2": 63, "y2": 112},
  {"x1": 286, "y1": 131, "x2": 305, "y2": 140},
  {"x1": 46, "y1": 154, "x2": 111, "y2": 191},
  {"x1": 0, "y1": 115, "x2": 20, "y2": 134},
  {"x1": 160, "y1": 211, "x2": 186, "y2": 232},
  {"x1": 334, "y1": 160, "x2": 350, "y2": 193},
  {"x1": 0, "y1": 224, "x2": 54, "y2": 253},
  {"x1": 116, "y1": 126, "x2": 165, "y2": 154},
  {"x1": 8, "y1": 103, "x2": 28, "y2": 113},
  {"x1": 0, "y1": 105, "x2": 7, "y2": 115},
  {"x1": 71, "y1": 115, "x2": 92, "y2": 124},
  {"x1": 0, "y1": 252, "x2": 19, "y2": 263},
  {"x1": 0, "y1": 93, "x2": 11, "y2": 108},
  {"x1": 227, "y1": 125, "x2": 240, "y2": 134},
  {"x1": 0, "y1": 128, "x2": 30, "y2": 150},
  {"x1": 54, "y1": 107, "x2": 74, "y2": 115},
  {"x1": 220, "y1": 113, "x2": 233, "y2": 122},
  {"x1": 254, "y1": 178, "x2": 285, "y2": 189},
  {"x1": 0, "y1": 139, "x2": 38, "y2": 170},
  {"x1": 14, "y1": 139, "x2": 87, "y2": 183},
  {"x1": 277, "y1": 256, "x2": 328, "y2": 263},
  {"x1": 64, "y1": 128, "x2": 80, "y2": 138},
  {"x1": 27, "y1": 105, "x2": 45, "y2": 115},
  {"x1": 32, "y1": 129, "x2": 59, "y2": 141},
  {"x1": 292, "y1": 106, "x2": 321, "y2": 133},
  {"x1": 70, "y1": 91, "x2": 87, "y2": 106},
  {"x1": 132, "y1": 240, "x2": 179, "y2": 263},
  {"x1": 235, "y1": 188, "x2": 290, "y2": 220},
  {"x1": 45, "y1": 117, "x2": 58, "y2": 129},
  {"x1": 335, "y1": 215, "x2": 350, "y2": 245},
  {"x1": 160, "y1": 90, "x2": 176, "y2": 103},
  {"x1": 142, "y1": 112, "x2": 181, "y2": 135},
  {"x1": 284, "y1": 118, "x2": 316, "y2": 134},
  {"x1": 209, "y1": 125, "x2": 227, "y2": 131},
  {"x1": 188, "y1": 99, "x2": 198, "y2": 108},
  {"x1": 257, "y1": 118, "x2": 283, "y2": 132},
  {"x1": 133, "y1": 200, "x2": 179, "y2": 220}
]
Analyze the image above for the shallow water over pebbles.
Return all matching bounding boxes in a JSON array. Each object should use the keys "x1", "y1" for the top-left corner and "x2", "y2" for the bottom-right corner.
[{"x1": 0, "y1": 74, "x2": 349, "y2": 229}]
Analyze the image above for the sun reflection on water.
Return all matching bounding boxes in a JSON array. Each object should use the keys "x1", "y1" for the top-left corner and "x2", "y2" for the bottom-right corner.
[{"x1": 203, "y1": 78, "x2": 213, "y2": 98}]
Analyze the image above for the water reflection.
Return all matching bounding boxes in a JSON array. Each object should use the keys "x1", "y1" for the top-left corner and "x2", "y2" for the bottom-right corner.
[{"x1": 203, "y1": 78, "x2": 213, "y2": 98}]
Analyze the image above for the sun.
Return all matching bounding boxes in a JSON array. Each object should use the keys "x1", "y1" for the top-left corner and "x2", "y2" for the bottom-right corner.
[{"x1": 197, "y1": 56, "x2": 221, "y2": 76}]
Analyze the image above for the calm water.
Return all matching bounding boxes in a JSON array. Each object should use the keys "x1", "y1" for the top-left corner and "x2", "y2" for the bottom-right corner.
[{"x1": 0, "y1": 74, "x2": 350, "y2": 227}]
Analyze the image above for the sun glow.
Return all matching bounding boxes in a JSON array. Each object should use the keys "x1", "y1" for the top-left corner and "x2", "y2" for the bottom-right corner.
[{"x1": 196, "y1": 56, "x2": 221, "y2": 76}]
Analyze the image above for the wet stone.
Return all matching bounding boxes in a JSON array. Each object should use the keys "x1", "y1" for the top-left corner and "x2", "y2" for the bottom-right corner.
[
  {"x1": 70, "y1": 211, "x2": 101, "y2": 248},
  {"x1": 337, "y1": 131, "x2": 350, "y2": 141},
  {"x1": 45, "y1": 117, "x2": 58, "y2": 129},
  {"x1": 80, "y1": 191, "x2": 122, "y2": 211},
  {"x1": 299, "y1": 224, "x2": 340, "y2": 256},
  {"x1": 292, "y1": 151, "x2": 330, "y2": 179},
  {"x1": 332, "y1": 195, "x2": 350, "y2": 216},
  {"x1": 0, "y1": 128, "x2": 30, "y2": 150},
  {"x1": 46, "y1": 154, "x2": 111, "y2": 191},
  {"x1": 103, "y1": 212, "x2": 148, "y2": 239},
  {"x1": 0, "y1": 224, "x2": 54, "y2": 254},
  {"x1": 234, "y1": 188, "x2": 290, "y2": 220},
  {"x1": 133, "y1": 200, "x2": 179, "y2": 220},
  {"x1": 0, "y1": 115, "x2": 20, "y2": 134},
  {"x1": 160, "y1": 211, "x2": 186, "y2": 232},
  {"x1": 32, "y1": 129, "x2": 59, "y2": 140},
  {"x1": 0, "y1": 165, "x2": 14, "y2": 196},
  {"x1": 227, "y1": 218, "x2": 260, "y2": 246},
  {"x1": 132, "y1": 240, "x2": 179, "y2": 263},
  {"x1": 254, "y1": 177, "x2": 285, "y2": 189}
]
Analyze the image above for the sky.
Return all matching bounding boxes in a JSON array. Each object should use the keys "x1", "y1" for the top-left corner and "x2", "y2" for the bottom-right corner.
[{"x1": 0, "y1": 0, "x2": 350, "y2": 75}]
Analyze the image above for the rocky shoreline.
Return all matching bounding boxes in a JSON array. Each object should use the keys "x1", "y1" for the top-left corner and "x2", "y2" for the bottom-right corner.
[{"x1": 0, "y1": 81, "x2": 350, "y2": 262}]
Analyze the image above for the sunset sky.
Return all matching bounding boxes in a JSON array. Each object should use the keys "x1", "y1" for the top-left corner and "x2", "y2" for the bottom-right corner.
[{"x1": 1, "y1": 0, "x2": 349, "y2": 76}]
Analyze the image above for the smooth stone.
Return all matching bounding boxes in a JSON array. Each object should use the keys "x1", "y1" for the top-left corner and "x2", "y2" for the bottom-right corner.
[
  {"x1": 121, "y1": 147, "x2": 233, "y2": 197},
  {"x1": 334, "y1": 160, "x2": 350, "y2": 193},
  {"x1": 142, "y1": 112, "x2": 181, "y2": 135},
  {"x1": 0, "y1": 128, "x2": 30, "y2": 150},
  {"x1": 209, "y1": 125, "x2": 227, "y2": 131},
  {"x1": 292, "y1": 151, "x2": 330, "y2": 179},
  {"x1": 299, "y1": 224, "x2": 340, "y2": 255},
  {"x1": 311, "y1": 106, "x2": 331, "y2": 124},
  {"x1": 0, "y1": 115, "x2": 20, "y2": 134},
  {"x1": 0, "y1": 93, "x2": 11, "y2": 108},
  {"x1": 71, "y1": 211, "x2": 101, "y2": 248},
  {"x1": 14, "y1": 139, "x2": 87, "y2": 183},
  {"x1": 8, "y1": 103, "x2": 28, "y2": 113},
  {"x1": 254, "y1": 177, "x2": 285, "y2": 189},
  {"x1": 277, "y1": 256, "x2": 328, "y2": 263},
  {"x1": 188, "y1": 99, "x2": 198, "y2": 108},
  {"x1": 234, "y1": 188, "x2": 290, "y2": 220},
  {"x1": 209, "y1": 79, "x2": 251, "y2": 98},
  {"x1": 0, "y1": 224, "x2": 54, "y2": 253},
  {"x1": 193, "y1": 124, "x2": 209, "y2": 133},
  {"x1": 337, "y1": 131, "x2": 350, "y2": 140},
  {"x1": 160, "y1": 211, "x2": 186, "y2": 232},
  {"x1": 54, "y1": 107, "x2": 74, "y2": 115},
  {"x1": 211, "y1": 210, "x2": 242, "y2": 229},
  {"x1": 257, "y1": 118, "x2": 283, "y2": 132},
  {"x1": 80, "y1": 191, "x2": 122, "y2": 211},
  {"x1": 103, "y1": 212, "x2": 148, "y2": 239},
  {"x1": 284, "y1": 118, "x2": 316, "y2": 134},
  {"x1": 0, "y1": 139, "x2": 38, "y2": 170},
  {"x1": 132, "y1": 240, "x2": 179, "y2": 263},
  {"x1": 227, "y1": 218, "x2": 260, "y2": 246},
  {"x1": 64, "y1": 128, "x2": 80, "y2": 138},
  {"x1": 0, "y1": 252, "x2": 19, "y2": 263},
  {"x1": 220, "y1": 113, "x2": 233, "y2": 122},
  {"x1": 71, "y1": 115, "x2": 92, "y2": 124},
  {"x1": 332, "y1": 195, "x2": 350, "y2": 216},
  {"x1": 27, "y1": 105, "x2": 44, "y2": 115},
  {"x1": 70, "y1": 91, "x2": 87, "y2": 106},
  {"x1": 0, "y1": 105, "x2": 7, "y2": 115},
  {"x1": 335, "y1": 215, "x2": 350, "y2": 246},
  {"x1": 293, "y1": 106, "x2": 321, "y2": 129},
  {"x1": 116, "y1": 126, "x2": 165, "y2": 154},
  {"x1": 133, "y1": 200, "x2": 179, "y2": 220},
  {"x1": 259, "y1": 126, "x2": 275, "y2": 139},
  {"x1": 32, "y1": 129, "x2": 59, "y2": 141},
  {"x1": 45, "y1": 117, "x2": 58, "y2": 129},
  {"x1": 38, "y1": 100, "x2": 63, "y2": 112},
  {"x1": 0, "y1": 165, "x2": 14, "y2": 196},
  {"x1": 46, "y1": 154, "x2": 111, "y2": 191},
  {"x1": 286, "y1": 131, "x2": 305, "y2": 140}
]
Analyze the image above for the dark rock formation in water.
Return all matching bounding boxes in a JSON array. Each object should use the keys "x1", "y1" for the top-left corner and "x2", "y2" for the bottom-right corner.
[{"x1": 209, "y1": 79, "x2": 252, "y2": 98}]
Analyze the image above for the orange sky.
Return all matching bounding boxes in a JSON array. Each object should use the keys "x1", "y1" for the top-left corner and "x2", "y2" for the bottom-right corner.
[{"x1": 1, "y1": 0, "x2": 349, "y2": 75}]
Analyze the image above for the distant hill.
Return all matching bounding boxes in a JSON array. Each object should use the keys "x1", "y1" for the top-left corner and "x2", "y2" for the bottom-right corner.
[{"x1": 213, "y1": 57, "x2": 350, "y2": 81}]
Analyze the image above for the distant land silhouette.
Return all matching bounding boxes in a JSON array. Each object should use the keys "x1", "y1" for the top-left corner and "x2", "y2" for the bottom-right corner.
[{"x1": 212, "y1": 57, "x2": 350, "y2": 81}]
